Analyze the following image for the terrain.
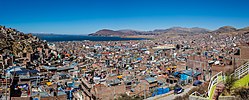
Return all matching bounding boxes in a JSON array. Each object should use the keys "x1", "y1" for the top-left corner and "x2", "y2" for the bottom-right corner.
[
  {"x1": 0, "y1": 26, "x2": 49, "y2": 56},
  {"x1": 89, "y1": 26, "x2": 249, "y2": 37}
]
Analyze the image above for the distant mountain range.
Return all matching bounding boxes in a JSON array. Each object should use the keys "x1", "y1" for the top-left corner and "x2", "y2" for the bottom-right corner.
[
  {"x1": 152, "y1": 27, "x2": 210, "y2": 34},
  {"x1": 89, "y1": 26, "x2": 249, "y2": 36}
]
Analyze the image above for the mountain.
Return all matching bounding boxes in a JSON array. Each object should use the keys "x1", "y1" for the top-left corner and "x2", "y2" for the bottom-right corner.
[
  {"x1": 118, "y1": 29, "x2": 156, "y2": 35},
  {"x1": 89, "y1": 29, "x2": 128, "y2": 36},
  {"x1": 118, "y1": 29, "x2": 143, "y2": 35},
  {"x1": 154, "y1": 27, "x2": 210, "y2": 34},
  {"x1": 213, "y1": 26, "x2": 237, "y2": 33},
  {"x1": 238, "y1": 26, "x2": 249, "y2": 31},
  {"x1": 89, "y1": 27, "x2": 210, "y2": 36}
]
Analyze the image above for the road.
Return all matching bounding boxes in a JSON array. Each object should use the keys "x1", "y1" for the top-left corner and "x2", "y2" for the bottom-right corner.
[{"x1": 145, "y1": 85, "x2": 195, "y2": 100}]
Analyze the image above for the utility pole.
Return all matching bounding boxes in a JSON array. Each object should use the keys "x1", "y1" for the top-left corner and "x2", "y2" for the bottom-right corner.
[
  {"x1": 233, "y1": 57, "x2": 236, "y2": 72},
  {"x1": 143, "y1": 83, "x2": 146, "y2": 99},
  {"x1": 5, "y1": 73, "x2": 7, "y2": 100},
  {"x1": 113, "y1": 86, "x2": 116, "y2": 99}
]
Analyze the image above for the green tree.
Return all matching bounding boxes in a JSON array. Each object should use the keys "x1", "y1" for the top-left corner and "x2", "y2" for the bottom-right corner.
[{"x1": 224, "y1": 75, "x2": 237, "y2": 95}]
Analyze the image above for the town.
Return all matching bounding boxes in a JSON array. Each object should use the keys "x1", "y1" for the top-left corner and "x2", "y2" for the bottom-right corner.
[{"x1": 0, "y1": 25, "x2": 249, "y2": 100}]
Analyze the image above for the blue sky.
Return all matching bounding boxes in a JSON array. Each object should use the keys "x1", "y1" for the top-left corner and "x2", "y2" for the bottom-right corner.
[{"x1": 1, "y1": 0, "x2": 249, "y2": 34}]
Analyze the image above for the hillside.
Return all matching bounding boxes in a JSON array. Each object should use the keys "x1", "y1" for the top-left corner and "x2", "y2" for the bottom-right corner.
[
  {"x1": 0, "y1": 26, "x2": 48, "y2": 56},
  {"x1": 238, "y1": 26, "x2": 249, "y2": 31},
  {"x1": 89, "y1": 27, "x2": 210, "y2": 36},
  {"x1": 154, "y1": 27, "x2": 210, "y2": 34},
  {"x1": 89, "y1": 29, "x2": 127, "y2": 36},
  {"x1": 213, "y1": 26, "x2": 237, "y2": 33},
  {"x1": 89, "y1": 26, "x2": 249, "y2": 37}
]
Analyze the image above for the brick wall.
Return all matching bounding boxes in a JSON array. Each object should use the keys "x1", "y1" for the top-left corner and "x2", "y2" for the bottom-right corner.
[
  {"x1": 95, "y1": 84, "x2": 126, "y2": 100},
  {"x1": 40, "y1": 95, "x2": 67, "y2": 100},
  {"x1": 240, "y1": 46, "x2": 249, "y2": 59},
  {"x1": 11, "y1": 97, "x2": 31, "y2": 100}
]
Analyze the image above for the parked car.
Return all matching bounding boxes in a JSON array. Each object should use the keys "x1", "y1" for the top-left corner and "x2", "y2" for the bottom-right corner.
[
  {"x1": 193, "y1": 80, "x2": 203, "y2": 86},
  {"x1": 174, "y1": 87, "x2": 184, "y2": 94}
]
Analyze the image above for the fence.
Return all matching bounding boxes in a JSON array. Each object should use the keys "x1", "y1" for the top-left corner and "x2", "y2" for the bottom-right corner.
[{"x1": 232, "y1": 62, "x2": 249, "y2": 79}]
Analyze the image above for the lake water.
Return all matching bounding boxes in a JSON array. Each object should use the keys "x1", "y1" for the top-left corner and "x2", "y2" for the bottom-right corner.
[{"x1": 34, "y1": 35, "x2": 146, "y2": 42}]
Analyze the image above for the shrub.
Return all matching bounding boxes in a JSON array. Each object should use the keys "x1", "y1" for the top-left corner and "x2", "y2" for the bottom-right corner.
[{"x1": 234, "y1": 87, "x2": 249, "y2": 100}]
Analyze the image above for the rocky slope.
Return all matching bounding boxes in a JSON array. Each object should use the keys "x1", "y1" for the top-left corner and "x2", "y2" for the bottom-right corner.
[{"x1": 0, "y1": 26, "x2": 48, "y2": 56}]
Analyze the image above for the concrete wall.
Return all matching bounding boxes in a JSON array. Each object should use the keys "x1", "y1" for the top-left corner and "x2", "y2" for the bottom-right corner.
[
  {"x1": 189, "y1": 96, "x2": 208, "y2": 100},
  {"x1": 219, "y1": 96, "x2": 236, "y2": 100},
  {"x1": 11, "y1": 97, "x2": 31, "y2": 100},
  {"x1": 40, "y1": 95, "x2": 67, "y2": 100},
  {"x1": 189, "y1": 96, "x2": 236, "y2": 100}
]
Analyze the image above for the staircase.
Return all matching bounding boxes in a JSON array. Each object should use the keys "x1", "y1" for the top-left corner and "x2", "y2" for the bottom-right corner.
[
  {"x1": 209, "y1": 61, "x2": 249, "y2": 100},
  {"x1": 212, "y1": 82, "x2": 225, "y2": 100},
  {"x1": 190, "y1": 61, "x2": 249, "y2": 100},
  {"x1": 207, "y1": 71, "x2": 224, "y2": 100}
]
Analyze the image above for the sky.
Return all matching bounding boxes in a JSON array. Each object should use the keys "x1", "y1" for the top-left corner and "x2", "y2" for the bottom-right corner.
[{"x1": 1, "y1": 0, "x2": 249, "y2": 35}]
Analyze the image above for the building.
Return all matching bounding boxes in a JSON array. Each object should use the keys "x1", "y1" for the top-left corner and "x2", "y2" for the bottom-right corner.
[{"x1": 240, "y1": 46, "x2": 249, "y2": 60}]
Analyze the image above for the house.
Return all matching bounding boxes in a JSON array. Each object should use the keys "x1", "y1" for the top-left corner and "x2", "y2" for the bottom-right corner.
[
  {"x1": 144, "y1": 77, "x2": 158, "y2": 89},
  {"x1": 93, "y1": 84, "x2": 126, "y2": 100},
  {"x1": 179, "y1": 69, "x2": 201, "y2": 85}
]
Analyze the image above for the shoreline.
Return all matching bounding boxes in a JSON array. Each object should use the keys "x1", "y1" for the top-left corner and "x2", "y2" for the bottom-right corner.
[{"x1": 120, "y1": 35, "x2": 155, "y2": 40}]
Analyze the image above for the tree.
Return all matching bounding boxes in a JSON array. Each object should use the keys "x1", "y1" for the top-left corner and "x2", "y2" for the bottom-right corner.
[{"x1": 224, "y1": 75, "x2": 237, "y2": 95}]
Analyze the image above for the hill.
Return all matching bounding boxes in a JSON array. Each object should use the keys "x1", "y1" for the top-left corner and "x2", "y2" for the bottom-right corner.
[
  {"x1": 0, "y1": 26, "x2": 48, "y2": 56},
  {"x1": 154, "y1": 27, "x2": 210, "y2": 34},
  {"x1": 89, "y1": 27, "x2": 210, "y2": 36},
  {"x1": 213, "y1": 26, "x2": 237, "y2": 33}
]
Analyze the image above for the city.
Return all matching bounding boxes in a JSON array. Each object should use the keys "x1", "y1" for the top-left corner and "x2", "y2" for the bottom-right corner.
[
  {"x1": 1, "y1": 25, "x2": 249, "y2": 100},
  {"x1": 1, "y1": 0, "x2": 249, "y2": 100}
]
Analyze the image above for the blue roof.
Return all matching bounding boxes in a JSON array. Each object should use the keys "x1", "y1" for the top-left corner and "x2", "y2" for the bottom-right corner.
[
  {"x1": 145, "y1": 77, "x2": 157, "y2": 83},
  {"x1": 181, "y1": 70, "x2": 194, "y2": 76},
  {"x1": 152, "y1": 87, "x2": 170, "y2": 96},
  {"x1": 180, "y1": 74, "x2": 188, "y2": 80},
  {"x1": 6, "y1": 66, "x2": 23, "y2": 72},
  {"x1": 42, "y1": 66, "x2": 57, "y2": 70},
  {"x1": 10, "y1": 69, "x2": 39, "y2": 75},
  {"x1": 193, "y1": 71, "x2": 202, "y2": 77},
  {"x1": 181, "y1": 70, "x2": 201, "y2": 77},
  {"x1": 69, "y1": 62, "x2": 78, "y2": 68},
  {"x1": 137, "y1": 57, "x2": 142, "y2": 61},
  {"x1": 173, "y1": 72, "x2": 180, "y2": 76},
  {"x1": 141, "y1": 48, "x2": 147, "y2": 51},
  {"x1": 30, "y1": 70, "x2": 39, "y2": 73}
]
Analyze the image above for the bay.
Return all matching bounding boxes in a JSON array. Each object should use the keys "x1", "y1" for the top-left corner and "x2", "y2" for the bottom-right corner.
[{"x1": 34, "y1": 35, "x2": 146, "y2": 42}]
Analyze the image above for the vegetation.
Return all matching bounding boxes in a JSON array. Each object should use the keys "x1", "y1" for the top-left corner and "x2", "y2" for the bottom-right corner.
[
  {"x1": 232, "y1": 74, "x2": 249, "y2": 88},
  {"x1": 222, "y1": 75, "x2": 237, "y2": 96},
  {"x1": 234, "y1": 87, "x2": 249, "y2": 100}
]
